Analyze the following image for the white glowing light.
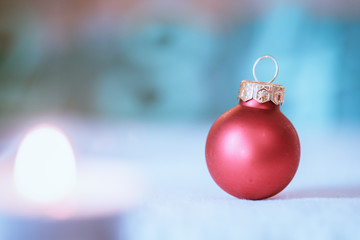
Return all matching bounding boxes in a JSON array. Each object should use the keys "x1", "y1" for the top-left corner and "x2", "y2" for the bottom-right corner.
[{"x1": 14, "y1": 126, "x2": 77, "y2": 204}]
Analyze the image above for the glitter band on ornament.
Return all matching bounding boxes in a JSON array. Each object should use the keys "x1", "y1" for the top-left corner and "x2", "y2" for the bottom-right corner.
[{"x1": 238, "y1": 80, "x2": 285, "y2": 105}]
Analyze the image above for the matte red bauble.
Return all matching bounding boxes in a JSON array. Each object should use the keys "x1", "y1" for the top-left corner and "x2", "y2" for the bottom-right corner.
[{"x1": 205, "y1": 56, "x2": 300, "y2": 200}]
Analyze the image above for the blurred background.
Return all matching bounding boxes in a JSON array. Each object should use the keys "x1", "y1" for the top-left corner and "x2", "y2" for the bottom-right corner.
[
  {"x1": 0, "y1": 0, "x2": 360, "y2": 128},
  {"x1": 0, "y1": 1, "x2": 360, "y2": 240}
]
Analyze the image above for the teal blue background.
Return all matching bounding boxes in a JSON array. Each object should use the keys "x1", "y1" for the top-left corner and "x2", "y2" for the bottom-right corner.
[{"x1": 0, "y1": 2, "x2": 359, "y2": 129}]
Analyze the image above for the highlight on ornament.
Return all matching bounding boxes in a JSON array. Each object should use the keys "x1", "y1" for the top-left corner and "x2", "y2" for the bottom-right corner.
[{"x1": 14, "y1": 126, "x2": 77, "y2": 204}]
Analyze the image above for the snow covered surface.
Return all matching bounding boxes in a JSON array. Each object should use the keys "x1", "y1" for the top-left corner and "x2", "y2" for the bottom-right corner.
[
  {"x1": 120, "y1": 123, "x2": 360, "y2": 240},
  {"x1": 0, "y1": 119, "x2": 360, "y2": 240}
]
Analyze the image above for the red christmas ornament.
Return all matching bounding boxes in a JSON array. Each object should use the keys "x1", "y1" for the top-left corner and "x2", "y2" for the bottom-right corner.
[{"x1": 205, "y1": 56, "x2": 300, "y2": 200}]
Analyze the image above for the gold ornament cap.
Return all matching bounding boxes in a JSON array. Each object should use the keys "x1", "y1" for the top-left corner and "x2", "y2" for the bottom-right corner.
[{"x1": 237, "y1": 55, "x2": 285, "y2": 105}]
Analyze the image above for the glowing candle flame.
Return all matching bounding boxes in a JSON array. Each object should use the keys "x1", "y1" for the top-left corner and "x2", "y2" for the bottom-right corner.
[{"x1": 14, "y1": 126, "x2": 77, "y2": 204}]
